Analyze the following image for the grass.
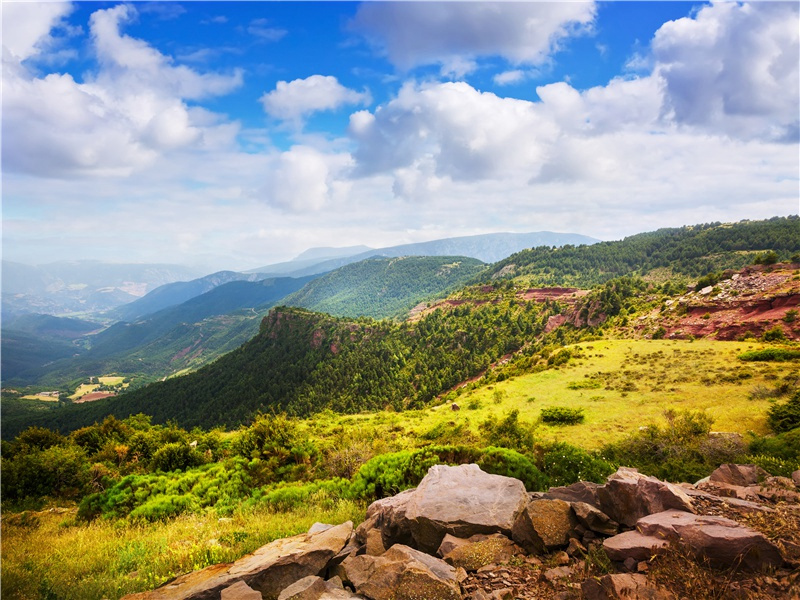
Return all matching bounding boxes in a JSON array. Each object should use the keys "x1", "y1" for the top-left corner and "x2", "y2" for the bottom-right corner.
[
  {"x1": 69, "y1": 383, "x2": 99, "y2": 400},
  {"x1": 20, "y1": 394, "x2": 59, "y2": 402},
  {"x1": 1, "y1": 500, "x2": 365, "y2": 600},
  {"x1": 98, "y1": 376, "x2": 127, "y2": 387},
  {"x1": 303, "y1": 339, "x2": 782, "y2": 451}
]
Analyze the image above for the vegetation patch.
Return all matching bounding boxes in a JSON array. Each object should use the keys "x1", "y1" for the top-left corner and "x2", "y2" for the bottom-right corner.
[{"x1": 739, "y1": 347, "x2": 800, "y2": 362}]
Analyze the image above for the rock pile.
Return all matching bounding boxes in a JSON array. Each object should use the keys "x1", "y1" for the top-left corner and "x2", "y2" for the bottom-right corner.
[{"x1": 123, "y1": 463, "x2": 800, "y2": 600}]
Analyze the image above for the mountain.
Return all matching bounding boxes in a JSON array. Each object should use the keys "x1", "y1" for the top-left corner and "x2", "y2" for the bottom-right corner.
[
  {"x1": 1, "y1": 260, "x2": 202, "y2": 317},
  {"x1": 110, "y1": 270, "x2": 275, "y2": 322},
  {"x1": 243, "y1": 246, "x2": 373, "y2": 276},
  {"x1": 484, "y1": 217, "x2": 800, "y2": 286},
  {"x1": 283, "y1": 256, "x2": 486, "y2": 319},
  {"x1": 11, "y1": 276, "x2": 316, "y2": 386},
  {"x1": 247, "y1": 232, "x2": 599, "y2": 278}
]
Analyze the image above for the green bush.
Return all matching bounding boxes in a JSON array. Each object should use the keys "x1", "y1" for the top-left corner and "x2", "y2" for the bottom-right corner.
[
  {"x1": 538, "y1": 442, "x2": 616, "y2": 486},
  {"x1": 737, "y1": 454, "x2": 800, "y2": 478},
  {"x1": 477, "y1": 447, "x2": 548, "y2": 491},
  {"x1": 540, "y1": 406, "x2": 585, "y2": 425},
  {"x1": 762, "y1": 326, "x2": 788, "y2": 342},
  {"x1": 150, "y1": 442, "x2": 205, "y2": 473},
  {"x1": 479, "y1": 409, "x2": 537, "y2": 452},
  {"x1": 748, "y1": 428, "x2": 800, "y2": 461},
  {"x1": 767, "y1": 392, "x2": 800, "y2": 434},
  {"x1": 2, "y1": 445, "x2": 89, "y2": 501},
  {"x1": 739, "y1": 348, "x2": 800, "y2": 362}
]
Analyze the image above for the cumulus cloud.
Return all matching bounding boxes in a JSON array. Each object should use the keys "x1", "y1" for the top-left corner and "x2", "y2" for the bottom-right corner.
[
  {"x1": 652, "y1": 2, "x2": 799, "y2": 142},
  {"x1": 493, "y1": 70, "x2": 525, "y2": 86},
  {"x1": 2, "y1": 3, "x2": 243, "y2": 178},
  {"x1": 1, "y1": 1, "x2": 74, "y2": 62},
  {"x1": 351, "y1": 2, "x2": 596, "y2": 71},
  {"x1": 260, "y1": 75, "x2": 370, "y2": 125}
]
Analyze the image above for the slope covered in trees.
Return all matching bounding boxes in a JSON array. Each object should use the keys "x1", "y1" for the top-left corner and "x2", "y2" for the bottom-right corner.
[
  {"x1": 283, "y1": 256, "x2": 486, "y2": 319},
  {"x1": 484, "y1": 217, "x2": 800, "y2": 286}
]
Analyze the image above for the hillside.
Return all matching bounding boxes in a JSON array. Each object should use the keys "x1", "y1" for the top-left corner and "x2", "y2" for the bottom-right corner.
[
  {"x1": 283, "y1": 255, "x2": 486, "y2": 319},
  {"x1": 484, "y1": 217, "x2": 800, "y2": 286}
]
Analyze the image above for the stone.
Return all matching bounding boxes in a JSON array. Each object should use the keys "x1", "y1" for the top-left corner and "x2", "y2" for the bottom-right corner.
[
  {"x1": 596, "y1": 468, "x2": 694, "y2": 527},
  {"x1": 543, "y1": 565, "x2": 575, "y2": 582},
  {"x1": 121, "y1": 521, "x2": 354, "y2": 600},
  {"x1": 276, "y1": 575, "x2": 360, "y2": 600},
  {"x1": 792, "y1": 470, "x2": 800, "y2": 487},
  {"x1": 365, "y1": 528, "x2": 385, "y2": 556},
  {"x1": 405, "y1": 464, "x2": 528, "y2": 554},
  {"x1": 552, "y1": 551, "x2": 570, "y2": 565},
  {"x1": 581, "y1": 573, "x2": 676, "y2": 600},
  {"x1": 696, "y1": 480, "x2": 761, "y2": 502},
  {"x1": 571, "y1": 501, "x2": 619, "y2": 536},
  {"x1": 221, "y1": 581, "x2": 262, "y2": 600},
  {"x1": 340, "y1": 544, "x2": 462, "y2": 600},
  {"x1": 543, "y1": 481, "x2": 601, "y2": 507},
  {"x1": 762, "y1": 476, "x2": 796, "y2": 490},
  {"x1": 355, "y1": 488, "x2": 416, "y2": 550},
  {"x1": 603, "y1": 531, "x2": 669, "y2": 563},
  {"x1": 511, "y1": 499, "x2": 576, "y2": 554},
  {"x1": 440, "y1": 534, "x2": 516, "y2": 571},
  {"x1": 709, "y1": 464, "x2": 770, "y2": 487},
  {"x1": 636, "y1": 510, "x2": 784, "y2": 572},
  {"x1": 566, "y1": 537, "x2": 586, "y2": 557}
]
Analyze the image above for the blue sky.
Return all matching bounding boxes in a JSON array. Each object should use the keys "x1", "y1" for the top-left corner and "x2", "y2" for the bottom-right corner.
[{"x1": 3, "y1": 1, "x2": 798, "y2": 271}]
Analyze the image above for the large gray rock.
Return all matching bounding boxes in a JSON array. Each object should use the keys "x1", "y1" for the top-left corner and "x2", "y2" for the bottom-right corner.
[
  {"x1": 597, "y1": 468, "x2": 694, "y2": 527},
  {"x1": 122, "y1": 521, "x2": 353, "y2": 600},
  {"x1": 602, "y1": 530, "x2": 669, "y2": 562},
  {"x1": 404, "y1": 464, "x2": 528, "y2": 554},
  {"x1": 636, "y1": 510, "x2": 784, "y2": 572},
  {"x1": 340, "y1": 544, "x2": 463, "y2": 600},
  {"x1": 708, "y1": 464, "x2": 769, "y2": 487},
  {"x1": 582, "y1": 573, "x2": 676, "y2": 600},
  {"x1": 511, "y1": 498, "x2": 576, "y2": 554}
]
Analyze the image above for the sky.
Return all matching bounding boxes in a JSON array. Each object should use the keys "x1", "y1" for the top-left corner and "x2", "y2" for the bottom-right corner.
[{"x1": 2, "y1": 1, "x2": 799, "y2": 272}]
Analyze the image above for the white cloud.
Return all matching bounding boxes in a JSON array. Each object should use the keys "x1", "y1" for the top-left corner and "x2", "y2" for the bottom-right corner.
[
  {"x1": 260, "y1": 75, "x2": 370, "y2": 125},
  {"x1": 2, "y1": 3, "x2": 243, "y2": 178},
  {"x1": 247, "y1": 18, "x2": 287, "y2": 42},
  {"x1": 351, "y1": 2, "x2": 596, "y2": 71},
  {"x1": 652, "y1": 1, "x2": 798, "y2": 142},
  {"x1": 493, "y1": 70, "x2": 525, "y2": 86},
  {"x1": 1, "y1": 1, "x2": 74, "y2": 62}
]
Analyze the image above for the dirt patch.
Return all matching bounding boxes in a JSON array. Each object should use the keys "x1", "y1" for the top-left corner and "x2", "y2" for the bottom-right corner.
[{"x1": 73, "y1": 391, "x2": 116, "y2": 403}]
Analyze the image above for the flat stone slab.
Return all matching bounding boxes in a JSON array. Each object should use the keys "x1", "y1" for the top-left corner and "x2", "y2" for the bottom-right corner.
[{"x1": 603, "y1": 530, "x2": 670, "y2": 562}]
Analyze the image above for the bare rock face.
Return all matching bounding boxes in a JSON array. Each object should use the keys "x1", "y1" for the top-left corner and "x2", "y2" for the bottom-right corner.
[
  {"x1": 511, "y1": 499, "x2": 576, "y2": 554},
  {"x1": 636, "y1": 510, "x2": 784, "y2": 572},
  {"x1": 221, "y1": 581, "x2": 262, "y2": 600},
  {"x1": 122, "y1": 521, "x2": 353, "y2": 600},
  {"x1": 437, "y1": 533, "x2": 517, "y2": 571},
  {"x1": 571, "y1": 501, "x2": 619, "y2": 536},
  {"x1": 602, "y1": 530, "x2": 670, "y2": 563},
  {"x1": 340, "y1": 544, "x2": 463, "y2": 600},
  {"x1": 597, "y1": 468, "x2": 695, "y2": 527},
  {"x1": 404, "y1": 464, "x2": 528, "y2": 554},
  {"x1": 582, "y1": 573, "x2": 676, "y2": 600},
  {"x1": 709, "y1": 464, "x2": 770, "y2": 487},
  {"x1": 354, "y1": 488, "x2": 416, "y2": 551}
]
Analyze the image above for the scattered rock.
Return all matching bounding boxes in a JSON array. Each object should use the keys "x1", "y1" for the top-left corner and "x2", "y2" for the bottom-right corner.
[
  {"x1": 405, "y1": 464, "x2": 528, "y2": 554},
  {"x1": 439, "y1": 534, "x2": 517, "y2": 571},
  {"x1": 636, "y1": 510, "x2": 784, "y2": 571},
  {"x1": 221, "y1": 581, "x2": 262, "y2": 600},
  {"x1": 709, "y1": 464, "x2": 770, "y2": 487},
  {"x1": 597, "y1": 468, "x2": 695, "y2": 527},
  {"x1": 582, "y1": 573, "x2": 676, "y2": 600},
  {"x1": 542, "y1": 565, "x2": 575, "y2": 583},
  {"x1": 276, "y1": 575, "x2": 359, "y2": 600},
  {"x1": 603, "y1": 530, "x2": 670, "y2": 563},
  {"x1": 511, "y1": 499, "x2": 576, "y2": 554},
  {"x1": 571, "y1": 501, "x2": 619, "y2": 536},
  {"x1": 340, "y1": 544, "x2": 463, "y2": 600},
  {"x1": 792, "y1": 470, "x2": 800, "y2": 487}
]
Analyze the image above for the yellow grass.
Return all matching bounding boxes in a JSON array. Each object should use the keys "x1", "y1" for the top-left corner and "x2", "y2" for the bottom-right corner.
[
  {"x1": 21, "y1": 394, "x2": 60, "y2": 402},
  {"x1": 99, "y1": 376, "x2": 126, "y2": 386},
  {"x1": 69, "y1": 383, "x2": 98, "y2": 400}
]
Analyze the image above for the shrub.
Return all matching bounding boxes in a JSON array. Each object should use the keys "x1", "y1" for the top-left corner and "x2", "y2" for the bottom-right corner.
[
  {"x1": 738, "y1": 454, "x2": 800, "y2": 478},
  {"x1": 739, "y1": 348, "x2": 800, "y2": 362},
  {"x1": 748, "y1": 427, "x2": 800, "y2": 461},
  {"x1": 477, "y1": 447, "x2": 548, "y2": 491},
  {"x1": 479, "y1": 409, "x2": 536, "y2": 451},
  {"x1": 538, "y1": 442, "x2": 616, "y2": 486},
  {"x1": 2, "y1": 445, "x2": 89, "y2": 501},
  {"x1": 762, "y1": 326, "x2": 787, "y2": 342},
  {"x1": 150, "y1": 442, "x2": 205, "y2": 473},
  {"x1": 767, "y1": 392, "x2": 800, "y2": 433},
  {"x1": 784, "y1": 309, "x2": 798, "y2": 323},
  {"x1": 540, "y1": 406, "x2": 585, "y2": 425}
]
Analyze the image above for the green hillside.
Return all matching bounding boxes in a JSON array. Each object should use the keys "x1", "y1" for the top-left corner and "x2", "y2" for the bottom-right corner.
[
  {"x1": 283, "y1": 255, "x2": 486, "y2": 319},
  {"x1": 484, "y1": 216, "x2": 800, "y2": 286}
]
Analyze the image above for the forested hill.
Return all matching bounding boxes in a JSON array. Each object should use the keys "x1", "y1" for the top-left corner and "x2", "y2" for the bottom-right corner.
[
  {"x1": 484, "y1": 217, "x2": 800, "y2": 286},
  {"x1": 282, "y1": 255, "x2": 486, "y2": 319},
  {"x1": 7, "y1": 295, "x2": 565, "y2": 436}
]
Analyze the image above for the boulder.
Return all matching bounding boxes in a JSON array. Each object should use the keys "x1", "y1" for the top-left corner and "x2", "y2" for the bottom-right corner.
[
  {"x1": 571, "y1": 501, "x2": 619, "y2": 536},
  {"x1": 340, "y1": 544, "x2": 463, "y2": 600},
  {"x1": 355, "y1": 488, "x2": 416, "y2": 550},
  {"x1": 404, "y1": 464, "x2": 528, "y2": 554},
  {"x1": 582, "y1": 573, "x2": 676, "y2": 600},
  {"x1": 636, "y1": 510, "x2": 783, "y2": 571},
  {"x1": 276, "y1": 575, "x2": 360, "y2": 600},
  {"x1": 221, "y1": 581, "x2": 262, "y2": 600},
  {"x1": 597, "y1": 468, "x2": 694, "y2": 527},
  {"x1": 603, "y1": 530, "x2": 670, "y2": 563},
  {"x1": 543, "y1": 481, "x2": 601, "y2": 507},
  {"x1": 708, "y1": 464, "x2": 769, "y2": 487},
  {"x1": 511, "y1": 499, "x2": 576, "y2": 554},
  {"x1": 438, "y1": 533, "x2": 516, "y2": 571},
  {"x1": 696, "y1": 480, "x2": 761, "y2": 502},
  {"x1": 121, "y1": 521, "x2": 354, "y2": 600},
  {"x1": 792, "y1": 469, "x2": 800, "y2": 487}
]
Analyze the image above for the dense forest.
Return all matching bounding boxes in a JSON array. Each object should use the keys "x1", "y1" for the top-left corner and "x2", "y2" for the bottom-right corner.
[{"x1": 484, "y1": 217, "x2": 800, "y2": 286}]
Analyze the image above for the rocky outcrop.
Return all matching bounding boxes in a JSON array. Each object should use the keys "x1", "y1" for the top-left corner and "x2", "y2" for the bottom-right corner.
[{"x1": 125, "y1": 463, "x2": 798, "y2": 600}]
